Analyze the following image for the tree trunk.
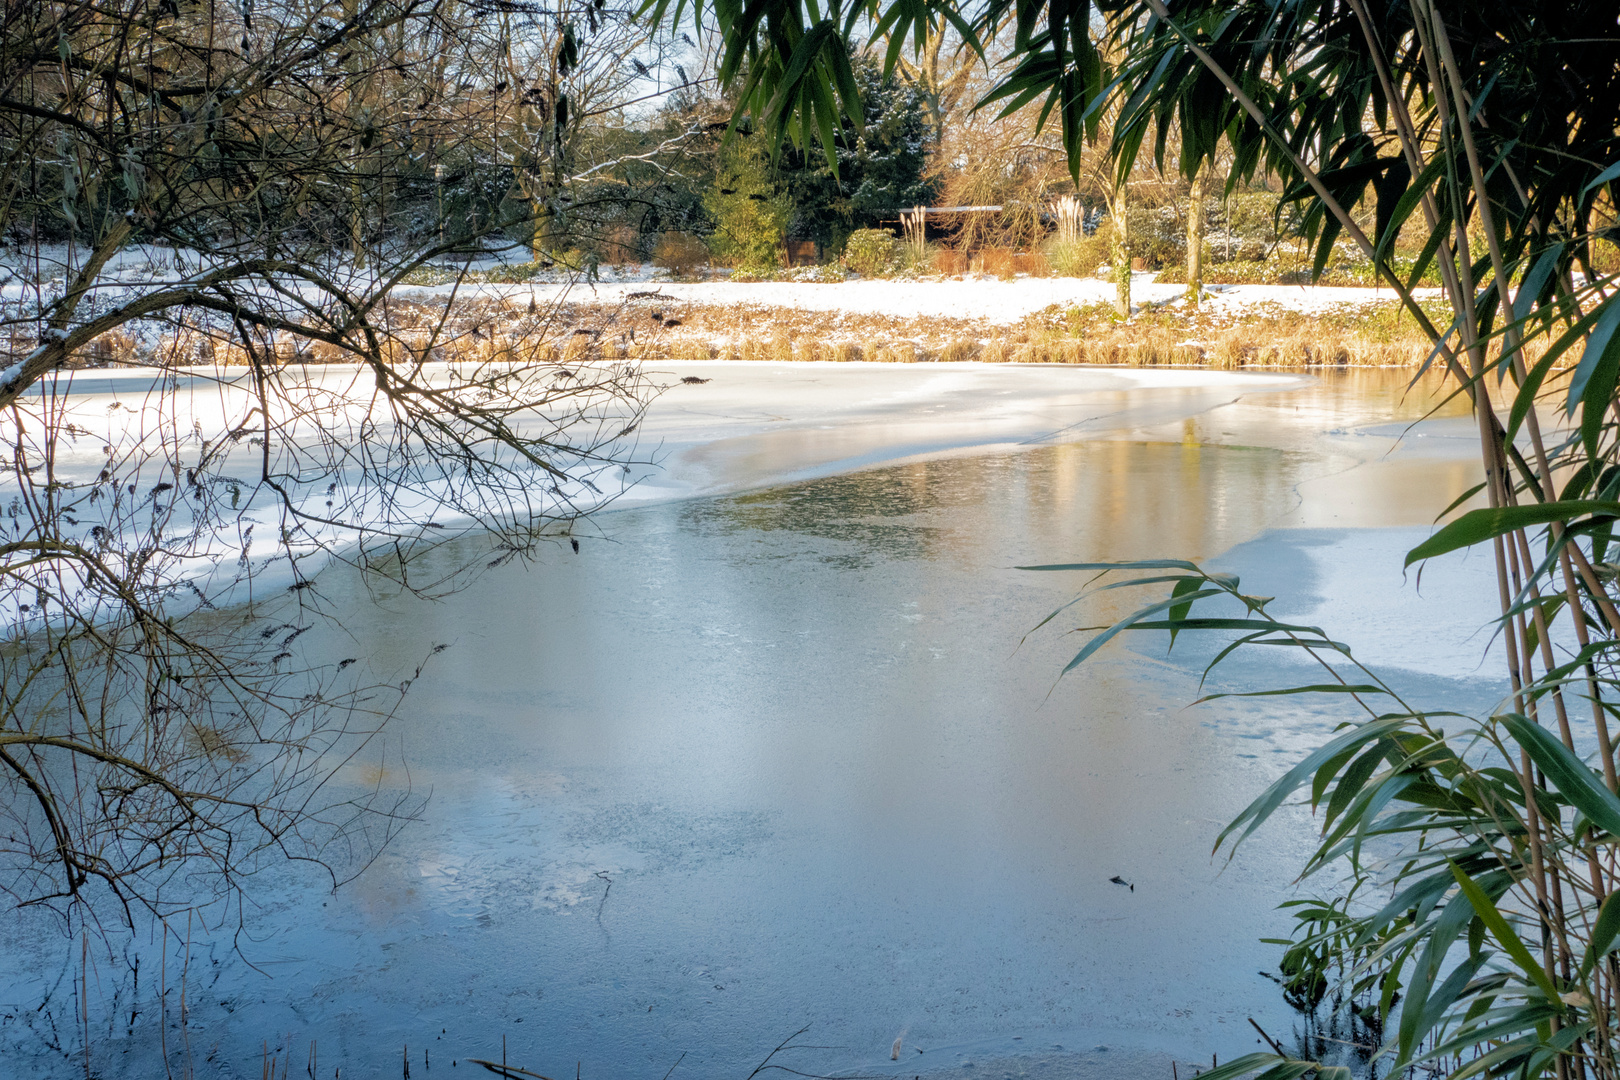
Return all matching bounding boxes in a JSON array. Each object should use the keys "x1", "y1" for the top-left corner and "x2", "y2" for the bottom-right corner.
[
  {"x1": 533, "y1": 195, "x2": 551, "y2": 263},
  {"x1": 1112, "y1": 180, "x2": 1131, "y2": 317},
  {"x1": 1186, "y1": 166, "x2": 1205, "y2": 305},
  {"x1": 343, "y1": 0, "x2": 369, "y2": 268}
]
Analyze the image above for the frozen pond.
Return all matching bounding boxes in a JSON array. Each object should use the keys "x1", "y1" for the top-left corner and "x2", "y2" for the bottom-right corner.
[{"x1": 0, "y1": 365, "x2": 1511, "y2": 1080}]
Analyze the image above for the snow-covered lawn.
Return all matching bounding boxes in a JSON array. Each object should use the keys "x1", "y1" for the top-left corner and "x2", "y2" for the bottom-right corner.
[{"x1": 406, "y1": 273, "x2": 1441, "y2": 324}]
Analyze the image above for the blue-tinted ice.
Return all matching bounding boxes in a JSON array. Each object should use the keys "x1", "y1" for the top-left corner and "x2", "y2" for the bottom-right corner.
[{"x1": 0, "y1": 366, "x2": 1516, "y2": 1080}]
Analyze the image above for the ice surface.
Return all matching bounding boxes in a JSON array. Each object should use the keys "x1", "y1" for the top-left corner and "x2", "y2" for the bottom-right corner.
[
  {"x1": 0, "y1": 361, "x2": 1307, "y2": 625},
  {"x1": 0, "y1": 367, "x2": 1529, "y2": 1080},
  {"x1": 618, "y1": 361, "x2": 1308, "y2": 500}
]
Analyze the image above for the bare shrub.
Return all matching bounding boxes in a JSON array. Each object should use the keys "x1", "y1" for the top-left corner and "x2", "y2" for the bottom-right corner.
[
  {"x1": 981, "y1": 248, "x2": 1017, "y2": 279},
  {"x1": 601, "y1": 226, "x2": 644, "y2": 265},
  {"x1": 653, "y1": 232, "x2": 710, "y2": 277},
  {"x1": 934, "y1": 249, "x2": 970, "y2": 275},
  {"x1": 1014, "y1": 252, "x2": 1051, "y2": 276},
  {"x1": 841, "y1": 229, "x2": 901, "y2": 277}
]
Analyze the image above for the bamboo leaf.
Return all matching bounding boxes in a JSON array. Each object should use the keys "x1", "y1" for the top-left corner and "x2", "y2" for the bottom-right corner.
[
  {"x1": 1058, "y1": 589, "x2": 1225, "y2": 673},
  {"x1": 1448, "y1": 1035, "x2": 1539, "y2": 1080},
  {"x1": 1017, "y1": 560, "x2": 1201, "y2": 572},
  {"x1": 760, "y1": 20, "x2": 841, "y2": 133},
  {"x1": 1578, "y1": 300, "x2": 1620, "y2": 458},
  {"x1": 1252, "y1": 1064, "x2": 1316, "y2": 1080},
  {"x1": 1166, "y1": 576, "x2": 1203, "y2": 648},
  {"x1": 1405, "y1": 502, "x2": 1620, "y2": 567},
  {"x1": 1218, "y1": 717, "x2": 1410, "y2": 853},
  {"x1": 1585, "y1": 161, "x2": 1620, "y2": 193},
  {"x1": 1197, "y1": 684, "x2": 1387, "y2": 702},
  {"x1": 1177, "y1": 1055, "x2": 1287, "y2": 1080},
  {"x1": 1323, "y1": 743, "x2": 1388, "y2": 829},
  {"x1": 1566, "y1": 292, "x2": 1620, "y2": 417},
  {"x1": 1402, "y1": 953, "x2": 1489, "y2": 1063},
  {"x1": 1109, "y1": 618, "x2": 1329, "y2": 634},
  {"x1": 1579, "y1": 890, "x2": 1620, "y2": 977},
  {"x1": 1512, "y1": 247, "x2": 1563, "y2": 325},
  {"x1": 1311, "y1": 742, "x2": 1363, "y2": 810},
  {"x1": 1509, "y1": 298, "x2": 1618, "y2": 441},
  {"x1": 1447, "y1": 859, "x2": 1559, "y2": 1001},
  {"x1": 1502, "y1": 713, "x2": 1620, "y2": 838},
  {"x1": 1432, "y1": 482, "x2": 1487, "y2": 524}
]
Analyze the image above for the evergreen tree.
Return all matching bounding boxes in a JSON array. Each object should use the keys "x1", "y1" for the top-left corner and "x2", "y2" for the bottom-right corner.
[
  {"x1": 776, "y1": 52, "x2": 940, "y2": 253},
  {"x1": 704, "y1": 133, "x2": 794, "y2": 271}
]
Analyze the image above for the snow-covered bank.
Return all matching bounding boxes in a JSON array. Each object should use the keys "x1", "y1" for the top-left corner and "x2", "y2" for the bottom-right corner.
[{"x1": 402, "y1": 275, "x2": 1443, "y2": 324}]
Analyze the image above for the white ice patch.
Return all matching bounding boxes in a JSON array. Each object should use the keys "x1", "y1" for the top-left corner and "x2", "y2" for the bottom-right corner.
[
  {"x1": 0, "y1": 357, "x2": 1307, "y2": 625},
  {"x1": 0, "y1": 362, "x2": 639, "y2": 624}
]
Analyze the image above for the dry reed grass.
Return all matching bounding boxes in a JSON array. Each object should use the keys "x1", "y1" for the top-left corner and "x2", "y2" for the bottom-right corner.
[
  {"x1": 544, "y1": 294, "x2": 1466, "y2": 369},
  {"x1": 56, "y1": 289, "x2": 1571, "y2": 374}
]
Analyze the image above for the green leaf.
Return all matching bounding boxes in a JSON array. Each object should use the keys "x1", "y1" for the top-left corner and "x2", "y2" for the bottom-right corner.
[
  {"x1": 1057, "y1": 588, "x2": 1225, "y2": 673},
  {"x1": 1016, "y1": 559, "x2": 1200, "y2": 572},
  {"x1": 1513, "y1": 247, "x2": 1563, "y2": 325},
  {"x1": 1432, "y1": 482, "x2": 1487, "y2": 524},
  {"x1": 1103, "y1": 618, "x2": 1326, "y2": 634},
  {"x1": 1579, "y1": 890, "x2": 1620, "y2": 977},
  {"x1": 1401, "y1": 953, "x2": 1489, "y2": 1063},
  {"x1": 1448, "y1": 859, "x2": 1559, "y2": 1001},
  {"x1": 761, "y1": 20, "x2": 842, "y2": 128},
  {"x1": 1405, "y1": 502, "x2": 1620, "y2": 567},
  {"x1": 1166, "y1": 575, "x2": 1202, "y2": 624},
  {"x1": 1310, "y1": 743, "x2": 1364, "y2": 810},
  {"x1": 1252, "y1": 1064, "x2": 1317, "y2": 1080},
  {"x1": 1218, "y1": 717, "x2": 1411, "y2": 853},
  {"x1": 1448, "y1": 1035, "x2": 1539, "y2": 1080},
  {"x1": 1566, "y1": 291, "x2": 1620, "y2": 414},
  {"x1": 1584, "y1": 161, "x2": 1620, "y2": 194},
  {"x1": 1166, "y1": 575, "x2": 1203, "y2": 648},
  {"x1": 1510, "y1": 297, "x2": 1619, "y2": 441},
  {"x1": 1181, "y1": 1054, "x2": 1287, "y2": 1080},
  {"x1": 1375, "y1": 155, "x2": 1445, "y2": 262},
  {"x1": 1323, "y1": 743, "x2": 1388, "y2": 829},
  {"x1": 1502, "y1": 713, "x2": 1620, "y2": 837},
  {"x1": 1573, "y1": 296, "x2": 1620, "y2": 457},
  {"x1": 1372, "y1": 157, "x2": 1412, "y2": 255},
  {"x1": 1196, "y1": 684, "x2": 1387, "y2": 702}
]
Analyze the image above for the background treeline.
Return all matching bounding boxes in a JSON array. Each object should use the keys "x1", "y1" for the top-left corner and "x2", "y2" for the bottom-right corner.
[{"x1": 2, "y1": 1, "x2": 1519, "y2": 287}]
